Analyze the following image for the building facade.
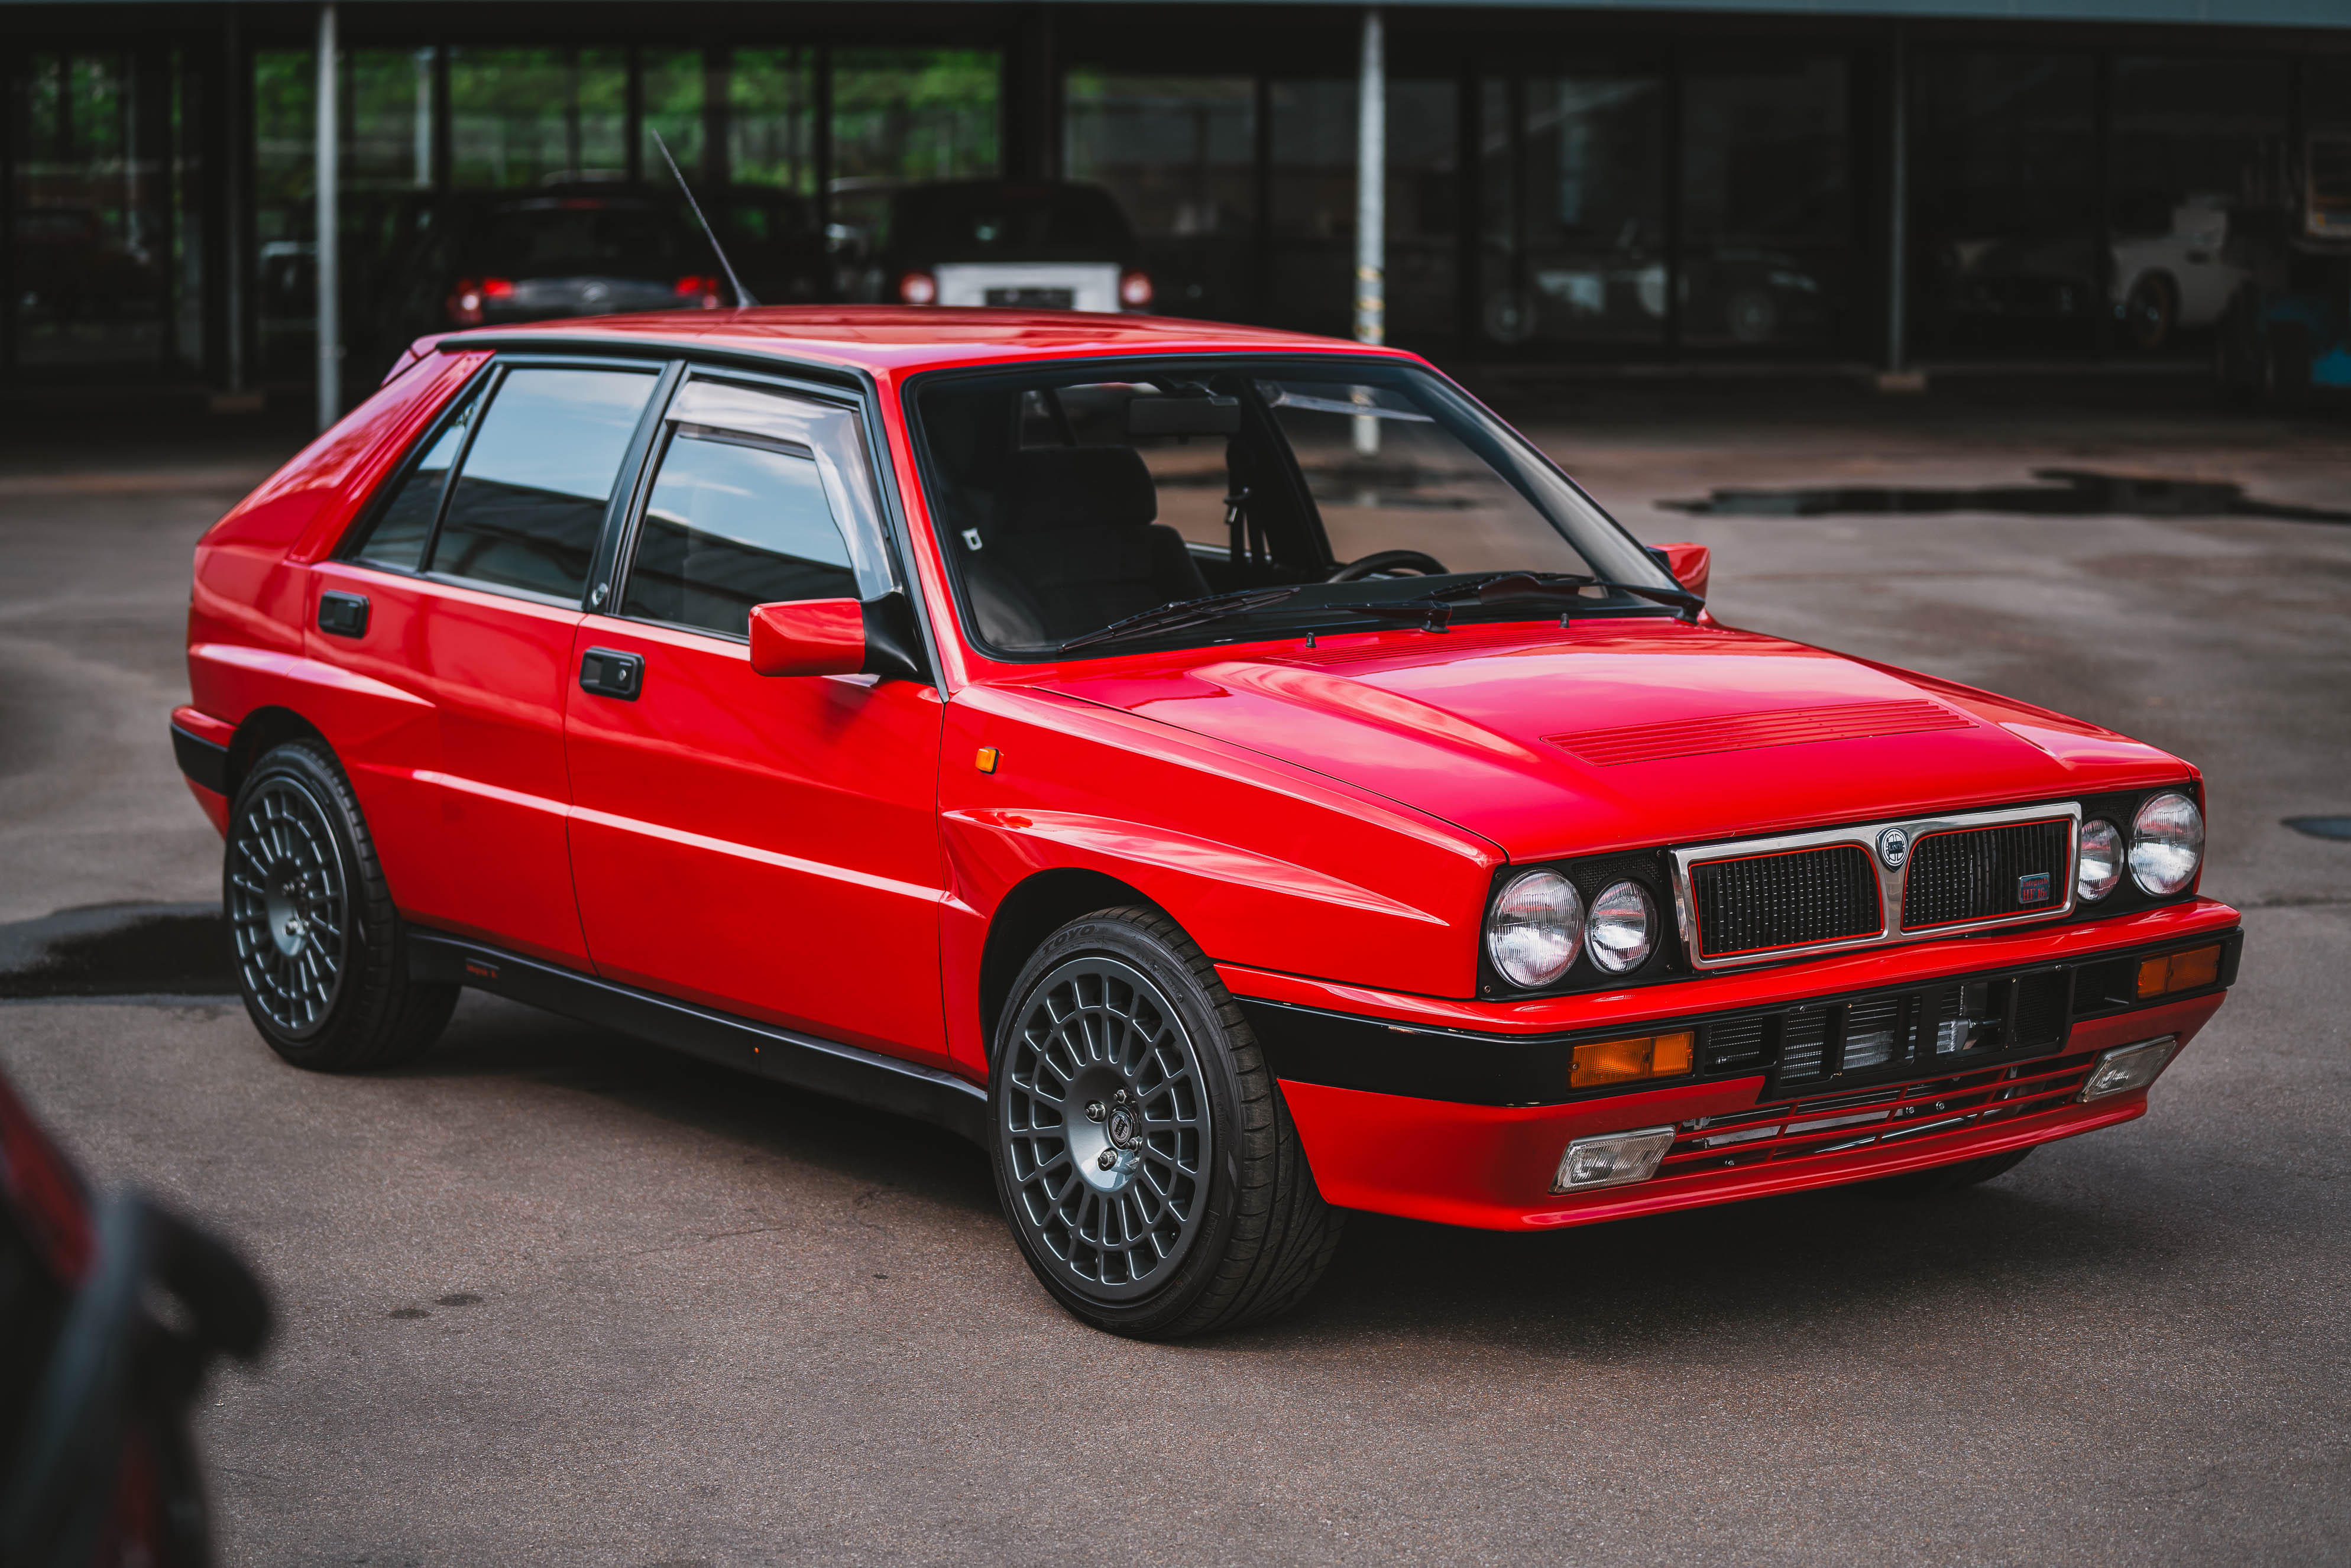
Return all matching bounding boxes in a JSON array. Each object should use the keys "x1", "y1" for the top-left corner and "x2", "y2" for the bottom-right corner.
[{"x1": 6, "y1": 0, "x2": 2348, "y2": 405}]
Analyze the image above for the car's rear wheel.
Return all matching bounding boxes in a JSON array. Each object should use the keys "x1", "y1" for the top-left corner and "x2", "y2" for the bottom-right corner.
[
  {"x1": 226, "y1": 740, "x2": 456, "y2": 1071},
  {"x1": 989, "y1": 907, "x2": 1343, "y2": 1339},
  {"x1": 1869, "y1": 1146, "x2": 2035, "y2": 1199}
]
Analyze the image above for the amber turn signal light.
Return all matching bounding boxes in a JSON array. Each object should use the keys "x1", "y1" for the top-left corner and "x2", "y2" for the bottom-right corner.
[
  {"x1": 1570, "y1": 1030, "x2": 1694, "y2": 1090},
  {"x1": 2136, "y1": 944, "x2": 2220, "y2": 999},
  {"x1": 974, "y1": 746, "x2": 1000, "y2": 775}
]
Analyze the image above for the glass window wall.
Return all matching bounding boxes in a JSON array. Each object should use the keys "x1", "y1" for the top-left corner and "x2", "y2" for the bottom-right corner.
[
  {"x1": 1063, "y1": 72, "x2": 1255, "y2": 317},
  {"x1": 10, "y1": 48, "x2": 180, "y2": 370},
  {"x1": 1679, "y1": 54, "x2": 1850, "y2": 349}
]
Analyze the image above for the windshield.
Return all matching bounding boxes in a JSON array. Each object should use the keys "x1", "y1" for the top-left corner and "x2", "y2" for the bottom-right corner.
[{"x1": 911, "y1": 357, "x2": 1680, "y2": 657}]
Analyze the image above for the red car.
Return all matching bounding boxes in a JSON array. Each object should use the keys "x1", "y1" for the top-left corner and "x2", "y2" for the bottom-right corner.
[{"x1": 174, "y1": 309, "x2": 2238, "y2": 1338}]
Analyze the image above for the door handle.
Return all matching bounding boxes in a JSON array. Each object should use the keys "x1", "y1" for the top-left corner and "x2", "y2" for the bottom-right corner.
[
  {"x1": 579, "y1": 647, "x2": 643, "y2": 701},
  {"x1": 318, "y1": 591, "x2": 369, "y2": 638}
]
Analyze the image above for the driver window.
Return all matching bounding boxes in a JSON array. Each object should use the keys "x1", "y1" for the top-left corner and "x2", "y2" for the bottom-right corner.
[{"x1": 620, "y1": 429, "x2": 859, "y2": 639}]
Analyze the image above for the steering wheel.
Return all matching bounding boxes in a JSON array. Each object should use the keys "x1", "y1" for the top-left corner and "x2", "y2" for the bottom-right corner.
[{"x1": 1325, "y1": 549, "x2": 1449, "y2": 583}]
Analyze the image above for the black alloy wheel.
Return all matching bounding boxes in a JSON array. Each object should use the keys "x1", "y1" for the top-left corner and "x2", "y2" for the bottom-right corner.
[
  {"x1": 226, "y1": 740, "x2": 457, "y2": 1071},
  {"x1": 989, "y1": 907, "x2": 1343, "y2": 1339}
]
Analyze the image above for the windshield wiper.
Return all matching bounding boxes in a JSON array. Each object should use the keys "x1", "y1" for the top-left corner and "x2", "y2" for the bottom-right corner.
[
  {"x1": 1425, "y1": 571, "x2": 1705, "y2": 617},
  {"x1": 1055, "y1": 587, "x2": 1306, "y2": 653}
]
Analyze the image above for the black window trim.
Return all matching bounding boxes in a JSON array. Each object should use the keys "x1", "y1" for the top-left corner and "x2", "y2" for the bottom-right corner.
[
  {"x1": 598, "y1": 361, "x2": 919, "y2": 667},
  {"x1": 333, "y1": 350, "x2": 679, "y2": 615},
  {"x1": 389, "y1": 336, "x2": 939, "y2": 683}
]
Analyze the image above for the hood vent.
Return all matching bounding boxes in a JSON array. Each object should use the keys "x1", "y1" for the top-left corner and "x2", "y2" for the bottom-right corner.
[{"x1": 1549, "y1": 698, "x2": 1974, "y2": 768}]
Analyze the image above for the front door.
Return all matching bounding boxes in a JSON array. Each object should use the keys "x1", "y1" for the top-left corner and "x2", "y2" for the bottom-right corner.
[{"x1": 562, "y1": 374, "x2": 950, "y2": 1065}]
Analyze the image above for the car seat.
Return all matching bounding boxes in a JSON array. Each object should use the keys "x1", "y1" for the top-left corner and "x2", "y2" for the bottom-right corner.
[{"x1": 983, "y1": 446, "x2": 1209, "y2": 643}]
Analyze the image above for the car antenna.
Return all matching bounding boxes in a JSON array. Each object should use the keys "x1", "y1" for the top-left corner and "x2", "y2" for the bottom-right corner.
[{"x1": 649, "y1": 128, "x2": 758, "y2": 308}]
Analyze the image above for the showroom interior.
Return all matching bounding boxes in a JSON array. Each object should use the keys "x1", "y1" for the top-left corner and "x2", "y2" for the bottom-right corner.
[{"x1": 3, "y1": 0, "x2": 2346, "y2": 414}]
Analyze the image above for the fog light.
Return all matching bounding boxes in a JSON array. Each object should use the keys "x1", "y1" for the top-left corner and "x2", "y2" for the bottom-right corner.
[
  {"x1": 1570, "y1": 1030, "x2": 1694, "y2": 1090},
  {"x1": 1552, "y1": 1125, "x2": 1676, "y2": 1192},
  {"x1": 2135, "y1": 944, "x2": 2220, "y2": 999},
  {"x1": 2079, "y1": 1035, "x2": 2180, "y2": 1102}
]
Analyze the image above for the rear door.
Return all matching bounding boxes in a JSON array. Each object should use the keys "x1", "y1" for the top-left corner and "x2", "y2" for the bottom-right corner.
[
  {"x1": 315, "y1": 357, "x2": 666, "y2": 965},
  {"x1": 562, "y1": 372, "x2": 950, "y2": 1064}
]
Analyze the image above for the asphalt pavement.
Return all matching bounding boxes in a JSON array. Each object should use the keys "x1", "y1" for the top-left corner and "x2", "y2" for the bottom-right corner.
[{"x1": 1, "y1": 378, "x2": 2344, "y2": 1566}]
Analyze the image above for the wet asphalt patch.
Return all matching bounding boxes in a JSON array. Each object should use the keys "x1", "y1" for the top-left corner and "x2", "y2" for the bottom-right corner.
[
  {"x1": 0, "y1": 902, "x2": 235, "y2": 999},
  {"x1": 1663, "y1": 468, "x2": 2351, "y2": 524},
  {"x1": 2284, "y1": 817, "x2": 2351, "y2": 842}
]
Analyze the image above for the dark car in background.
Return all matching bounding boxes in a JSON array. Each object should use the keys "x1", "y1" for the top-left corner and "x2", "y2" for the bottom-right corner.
[
  {"x1": 366, "y1": 186, "x2": 756, "y2": 366},
  {"x1": 871, "y1": 180, "x2": 1152, "y2": 313}
]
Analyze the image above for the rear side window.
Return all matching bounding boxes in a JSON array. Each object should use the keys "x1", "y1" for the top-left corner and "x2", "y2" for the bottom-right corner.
[
  {"x1": 622, "y1": 432, "x2": 857, "y2": 637},
  {"x1": 351, "y1": 384, "x2": 482, "y2": 571},
  {"x1": 430, "y1": 367, "x2": 658, "y2": 600}
]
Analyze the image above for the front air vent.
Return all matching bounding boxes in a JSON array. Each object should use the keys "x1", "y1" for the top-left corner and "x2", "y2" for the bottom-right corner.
[
  {"x1": 1900, "y1": 818, "x2": 2072, "y2": 930},
  {"x1": 1550, "y1": 698, "x2": 1974, "y2": 768},
  {"x1": 1691, "y1": 844, "x2": 1882, "y2": 959}
]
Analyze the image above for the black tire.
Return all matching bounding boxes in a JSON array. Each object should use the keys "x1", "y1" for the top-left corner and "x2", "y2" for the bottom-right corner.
[
  {"x1": 988, "y1": 906, "x2": 1344, "y2": 1339},
  {"x1": 224, "y1": 739, "x2": 457, "y2": 1071},
  {"x1": 2122, "y1": 274, "x2": 2176, "y2": 352},
  {"x1": 1869, "y1": 1146, "x2": 2035, "y2": 1200}
]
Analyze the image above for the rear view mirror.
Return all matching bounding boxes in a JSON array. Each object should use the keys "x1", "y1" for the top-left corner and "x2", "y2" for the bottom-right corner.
[
  {"x1": 1651, "y1": 542, "x2": 1712, "y2": 600},
  {"x1": 749, "y1": 599, "x2": 866, "y2": 678},
  {"x1": 1126, "y1": 395, "x2": 1242, "y2": 436}
]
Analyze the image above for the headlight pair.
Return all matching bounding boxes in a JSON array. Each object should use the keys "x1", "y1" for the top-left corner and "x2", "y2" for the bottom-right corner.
[
  {"x1": 2076, "y1": 791, "x2": 2203, "y2": 903},
  {"x1": 1486, "y1": 870, "x2": 1659, "y2": 988}
]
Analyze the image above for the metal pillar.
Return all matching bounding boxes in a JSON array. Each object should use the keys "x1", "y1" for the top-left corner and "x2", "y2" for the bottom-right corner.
[
  {"x1": 1879, "y1": 25, "x2": 1922, "y2": 391},
  {"x1": 315, "y1": 2, "x2": 339, "y2": 429},
  {"x1": 224, "y1": 8, "x2": 247, "y2": 396},
  {"x1": 413, "y1": 47, "x2": 433, "y2": 187},
  {"x1": 1353, "y1": 7, "x2": 1385, "y2": 454}
]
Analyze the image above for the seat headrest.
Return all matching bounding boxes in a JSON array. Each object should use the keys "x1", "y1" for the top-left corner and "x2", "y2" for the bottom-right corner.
[{"x1": 1007, "y1": 446, "x2": 1157, "y2": 534}]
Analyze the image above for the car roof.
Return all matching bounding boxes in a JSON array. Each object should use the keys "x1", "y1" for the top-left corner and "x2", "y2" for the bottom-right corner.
[{"x1": 439, "y1": 306, "x2": 1423, "y2": 378}]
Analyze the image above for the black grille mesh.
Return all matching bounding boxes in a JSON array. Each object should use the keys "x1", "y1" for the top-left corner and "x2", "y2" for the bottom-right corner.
[
  {"x1": 1901, "y1": 819, "x2": 2071, "y2": 930},
  {"x1": 1692, "y1": 845, "x2": 1881, "y2": 958}
]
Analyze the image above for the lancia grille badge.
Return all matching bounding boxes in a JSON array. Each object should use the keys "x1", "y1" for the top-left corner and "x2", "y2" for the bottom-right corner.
[{"x1": 1877, "y1": 827, "x2": 1910, "y2": 870}]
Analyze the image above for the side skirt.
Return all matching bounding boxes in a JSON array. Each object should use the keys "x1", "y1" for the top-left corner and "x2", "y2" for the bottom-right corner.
[{"x1": 407, "y1": 929, "x2": 989, "y2": 1145}]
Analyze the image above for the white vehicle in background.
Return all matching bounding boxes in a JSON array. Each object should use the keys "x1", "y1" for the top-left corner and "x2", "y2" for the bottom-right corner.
[
  {"x1": 2110, "y1": 195, "x2": 2249, "y2": 349},
  {"x1": 1947, "y1": 192, "x2": 2250, "y2": 352},
  {"x1": 874, "y1": 181, "x2": 1155, "y2": 315}
]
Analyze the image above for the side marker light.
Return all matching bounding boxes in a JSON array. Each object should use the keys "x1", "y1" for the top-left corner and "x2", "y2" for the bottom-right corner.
[
  {"x1": 974, "y1": 746, "x2": 1000, "y2": 774},
  {"x1": 2079, "y1": 1035, "x2": 2180, "y2": 1102},
  {"x1": 1569, "y1": 1030, "x2": 1694, "y2": 1090},
  {"x1": 2135, "y1": 944, "x2": 2220, "y2": 999},
  {"x1": 1553, "y1": 1126, "x2": 1676, "y2": 1192}
]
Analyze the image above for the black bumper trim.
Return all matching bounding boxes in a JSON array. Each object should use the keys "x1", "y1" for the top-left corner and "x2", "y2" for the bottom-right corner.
[
  {"x1": 1243, "y1": 926, "x2": 2241, "y2": 1109},
  {"x1": 170, "y1": 722, "x2": 229, "y2": 796},
  {"x1": 407, "y1": 930, "x2": 989, "y2": 1143}
]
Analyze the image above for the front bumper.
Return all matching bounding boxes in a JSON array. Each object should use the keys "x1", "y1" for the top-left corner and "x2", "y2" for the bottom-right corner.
[{"x1": 1227, "y1": 903, "x2": 2238, "y2": 1230}]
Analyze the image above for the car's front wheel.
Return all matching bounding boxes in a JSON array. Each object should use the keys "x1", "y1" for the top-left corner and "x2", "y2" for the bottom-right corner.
[
  {"x1": 989, "y1": 907, "x2": 1343, "y2": 1339},
  {"x1": 225, "y1": 739, "x2": 457, "y2": 1071}
]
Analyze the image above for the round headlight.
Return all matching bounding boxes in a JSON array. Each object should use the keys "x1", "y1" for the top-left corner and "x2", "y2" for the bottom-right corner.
[
  {"x1": 1585, "y1": 880, "x2": 1658, "y2": 974},
  {"x1": 2129, "y1": 792, "x2": 2204, "y2": 895},
  {"x1": 1487, "y1": 870, "x2": 1583, "y2": 989},
  {"x1": 2076, "y1": 818, "x2": 2123, "y2": 902}
]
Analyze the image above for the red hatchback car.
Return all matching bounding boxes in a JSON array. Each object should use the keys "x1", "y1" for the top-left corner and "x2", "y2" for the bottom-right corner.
[{"x1": 175, "y1": 309, "x2": 2239, "y2": 1337}]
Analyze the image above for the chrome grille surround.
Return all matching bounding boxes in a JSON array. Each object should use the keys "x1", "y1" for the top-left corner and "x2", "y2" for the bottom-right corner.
[{"x1": 1669, "y1": 802, "x2": 2082, "y2": 971}]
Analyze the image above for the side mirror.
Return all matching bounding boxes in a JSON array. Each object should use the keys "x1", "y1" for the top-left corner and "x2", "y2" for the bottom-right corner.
[
  {"x1": 748, "y1": 593, "x2": 930, "y2": 682},
  {"x1": 749, "y1": 599, "x2": 866, "y2": 677},
  {"x1": 1652, "y1": 542, "x2": 1712, "y2": 601}
]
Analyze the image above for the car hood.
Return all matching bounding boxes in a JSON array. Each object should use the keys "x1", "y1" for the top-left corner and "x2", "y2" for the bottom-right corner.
[{"x1": 1038, "y1": 620, "x2": 2189, "y2": 860}]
